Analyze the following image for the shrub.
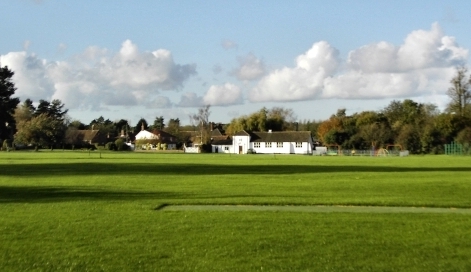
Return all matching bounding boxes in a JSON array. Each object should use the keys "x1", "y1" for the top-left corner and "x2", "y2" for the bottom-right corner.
[
  {"x1": 2, "y1": 139, "x2": 12, "y2": 151},
  {"x1": 105, "y1": 142, "x2": 116, "y2": 151},
  {"x1": 115, "y1": 138, "x2": 128, "y2": 151}
]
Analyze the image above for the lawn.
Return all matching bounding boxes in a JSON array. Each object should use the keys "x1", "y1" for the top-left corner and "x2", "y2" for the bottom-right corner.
[{"x1": 1, "y1": 152, "x2": 471, "y2": 271}]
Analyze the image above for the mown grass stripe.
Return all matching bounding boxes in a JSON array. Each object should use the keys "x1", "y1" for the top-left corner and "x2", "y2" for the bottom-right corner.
[{"x1": 160, "y1": 205, "x2": 471, "y2": 214}]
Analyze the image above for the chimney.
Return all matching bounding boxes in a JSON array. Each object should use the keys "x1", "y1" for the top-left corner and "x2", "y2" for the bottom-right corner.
[
  {"x1": 121, "y1": 129, "x2": 124, "y2": 137},
  {"x1": 210, "y1": 122, "x2": 214, "y2": 131},
  {"x1": 141, "y1": 124, "x2": 144, "y2": 131},
  {"x1": 91, "y1": 124, "x2": 95, "y2": 131}
]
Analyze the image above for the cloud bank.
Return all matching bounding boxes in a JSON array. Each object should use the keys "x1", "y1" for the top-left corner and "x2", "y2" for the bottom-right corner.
[
  {"x1": 1, "y1": 23, "x2": 468, "y2": 113},
  {"x1": 1, "y1": 40, "x2": 196, "y2": 110},
  {"x1": 249, "y1": 23, "x2": 468, "y2": 102}
]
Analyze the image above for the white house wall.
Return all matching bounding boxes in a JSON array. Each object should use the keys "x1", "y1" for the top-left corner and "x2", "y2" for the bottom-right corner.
[
  {"x1": 233, "y1": 135, "x2": 250, "y2": 154},
  {"x1": 250, "y1": 141, "x2": 313, "y2": 155},
  {"x1": 251, "y1": 142, "x2": 309, "y2": 154},
  {"x1": 212, "y1": 145, "x2": 233, "y2": 153}
]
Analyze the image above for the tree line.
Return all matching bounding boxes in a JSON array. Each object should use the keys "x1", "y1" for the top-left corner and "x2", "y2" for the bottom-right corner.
[{"x1": 1, "y1": 65, "x2": 471, "y2": 153}]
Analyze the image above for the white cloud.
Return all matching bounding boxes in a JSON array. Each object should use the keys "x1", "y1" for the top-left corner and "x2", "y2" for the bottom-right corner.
[
  {"x1": 1, "y1": 39, "x2": 196, "y2": 110},
  {"x1": 232, "y1": 53, "x2": 265, "y2": 81},
  {"x1": 0, "y1": 52, "x2": 54, "y2": 100},
  {"x1": 203, "y1": 83, "x2": 243, "y2": 106},
  {"x1": 249, "y1": 41, "x2": 340, "y2": 102},
  {"x1": 250, "y1": 23, "x2": 468, "y2": 103}
]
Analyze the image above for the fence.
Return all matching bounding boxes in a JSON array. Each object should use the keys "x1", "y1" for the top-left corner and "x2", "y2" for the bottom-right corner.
[
  {"x1": 444, "y1": 142, "x2": 471, "y2": 155},
  {"x1": 313, "y1": 148, "x2": 409, "y2": 157}
]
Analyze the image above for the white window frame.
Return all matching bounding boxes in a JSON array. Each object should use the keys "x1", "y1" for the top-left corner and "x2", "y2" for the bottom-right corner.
[
  {"x1": 277, "y1": 142, "x2": 283, "y2": 148},
  {"x1": 296, "y1": 142, "x2": 302, "y2": 148},
  {"x1": 266, "y1": 142, "x2": 272, "y2": 148},
  {"x1": 254, "y1": 142, "x2": 260, "y2": 148}
]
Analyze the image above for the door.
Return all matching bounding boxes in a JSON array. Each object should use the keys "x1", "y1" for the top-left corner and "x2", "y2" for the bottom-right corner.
[{"x1": 239, "y1": 146, "x2": 243, "y2": 154}]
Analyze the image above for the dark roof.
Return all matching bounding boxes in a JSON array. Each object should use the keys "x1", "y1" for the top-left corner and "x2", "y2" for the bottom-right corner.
[
  {"x1": 66, "y1": 130, "x2": 108, "y2": 145},
  {"x1": 211, "y1": 128, "x2": 224, "y2": 136},
  {"x1": 150, "y1": 129, "x2": 178, "y2": 143},
  {"x1": 234, "y1": 130, "x2": 251, "y2": 136},
  {"x1": 212, "y1": 138, "x2": 233, "y2": 145},
  {"x1": 246, "y1": 131, "x2": 312, "y2": 143}
]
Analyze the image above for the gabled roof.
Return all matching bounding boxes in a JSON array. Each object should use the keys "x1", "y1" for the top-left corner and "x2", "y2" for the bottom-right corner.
[
  {"x1": 238, "y1": 131, "x2": 312, "y2": 143},
  {"x1": 211, "y1": 138, "x2": 233, "y2": 145},
  {"x1": 211, "y1": 128, "x2": 224, "y2": 136},
  {"x1": 233, "y1": 130, "x2": 251, "y2": 136}
]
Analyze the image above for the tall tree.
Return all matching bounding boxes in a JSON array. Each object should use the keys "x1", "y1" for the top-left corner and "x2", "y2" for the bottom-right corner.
[
  {"x1": 152, "y1": 116, "x2": 165, "y2": 130},
  {"x1": 0, "y1": 66, "x2": 20, "y2": 141},
  {"x1": 446, "y1": 66, "x2": 471, "y2": 117},
  {"x1": 135, "y1": 118, "x2": 149, "y2": 132},
  {"x1": 190, "y1": 105, "x2": 211, "y2": 144}
]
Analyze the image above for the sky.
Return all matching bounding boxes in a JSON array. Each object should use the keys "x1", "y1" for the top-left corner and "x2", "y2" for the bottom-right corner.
[{"x1": 1, "y1": 0, "x2": 471, "y2": 126}]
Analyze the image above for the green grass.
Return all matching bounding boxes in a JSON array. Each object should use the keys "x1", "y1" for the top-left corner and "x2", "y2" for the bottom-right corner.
[{"x1": 1, "y1": 151, "x2": 471, "y2": 271}]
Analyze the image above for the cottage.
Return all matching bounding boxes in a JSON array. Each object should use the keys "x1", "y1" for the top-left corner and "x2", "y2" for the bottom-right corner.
[
  {"x1": 65, "y1": 129, "x2": 109, "y2": 147},
  {"x1": 210, "y1": 128, "x2": 233, "y2": 153},
  {"x1": 232, "y1": 130, "x2": 313, "y2": 154},
  {"x1": 134, "y1": 129, "x2": 178, "y2": 150}
]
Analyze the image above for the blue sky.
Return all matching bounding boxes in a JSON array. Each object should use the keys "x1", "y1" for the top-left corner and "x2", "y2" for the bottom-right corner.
[{"x1": 1, "y1": 1, "x2": 470, "y2": 126}]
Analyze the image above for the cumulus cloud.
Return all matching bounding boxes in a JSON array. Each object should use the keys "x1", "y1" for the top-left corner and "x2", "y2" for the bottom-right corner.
[
  {"x1": 231, "y1": 53, "x2": 266, "y2": 81},
  {"x1": 0, "y1": 52, "x2": 54, "y2": 100},
  {"x1": 249, "y1": 23, "x2": 468, "y2": 102},
  {"x1": 203, "y1": 83, "x2": 243, "y2": 106},
  {"x1": 0, "y1": 39, "x2": 196, "y2": 110},
  {"x1": 249, "y1": 41, "x2": 340, "y2": 102}
]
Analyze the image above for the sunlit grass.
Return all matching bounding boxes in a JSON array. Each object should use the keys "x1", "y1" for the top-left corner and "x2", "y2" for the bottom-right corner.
[{"x1": 1, "y1": 152, "x2": 470, "y2": 271}]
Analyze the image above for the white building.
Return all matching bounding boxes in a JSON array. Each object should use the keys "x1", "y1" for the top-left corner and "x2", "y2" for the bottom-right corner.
[{"x1": 232, "y1": 130, "x2": 313, "y2": 154}]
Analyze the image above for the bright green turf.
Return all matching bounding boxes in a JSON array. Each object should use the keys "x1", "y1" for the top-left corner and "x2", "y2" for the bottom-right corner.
[{"x1": 1, "y1": 151, "x2": 471, "y2": 271}]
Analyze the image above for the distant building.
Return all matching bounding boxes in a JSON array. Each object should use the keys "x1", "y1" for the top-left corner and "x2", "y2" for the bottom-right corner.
[{"x1": 232, "y1": 130, "x2": 313, "y2": 154}]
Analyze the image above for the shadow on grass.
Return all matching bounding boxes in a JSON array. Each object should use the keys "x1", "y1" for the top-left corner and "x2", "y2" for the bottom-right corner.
[
  {"x1": 0, "y1": 186, "x2": 182, "y2": 203},
  {"x1": 0, "y1": 163, "x2": 470, "y2": 177}
]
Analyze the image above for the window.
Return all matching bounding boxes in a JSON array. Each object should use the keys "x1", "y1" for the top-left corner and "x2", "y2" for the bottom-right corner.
[
  {"x1": 224, "y1": 146, "x2": 229, "y2": 151},
  {"x1": 254, "y1": 142, "x2": 260, "y2": 148},
  {"x1": 277, "y1": 142, "x2": 283, "y2": 148},
  {"x1": 296, "y1": 142, "x2": 302, "y2": 148},
  {"x1": 266, "y1": 142, "x2": 272, "y2": 148}
]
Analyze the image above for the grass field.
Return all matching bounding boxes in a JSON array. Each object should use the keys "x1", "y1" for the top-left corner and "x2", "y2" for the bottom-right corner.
[{"x1": 1, "y1": 151, "x2": 471, "y2": 271}]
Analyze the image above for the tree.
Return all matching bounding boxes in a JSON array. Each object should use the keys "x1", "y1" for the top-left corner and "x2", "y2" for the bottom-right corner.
[
  {"x1": 14, "y1": 99, "x2": 68, "y2": 150},
  {"x1": 135, "y1": 118, "x2": 149, "y2": 132},
  {"x1": 190, "y1": 105, "x2": 211, "y2": 145},
  {"x1": 152, "y1": 116, "x2": 165, "y2": 130},
  {"x1": 446, "y1": 66, "x2": 471, "y2": 117},
  {"x1": 15, "y1": 114, "x2": 66, "y2": 150},
  {"x1": 0, "y1": 66, "x2": 20, "y2": 141},
  {"x1": 14, "y1": 99, "x2": 35, "y2": 125}
]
